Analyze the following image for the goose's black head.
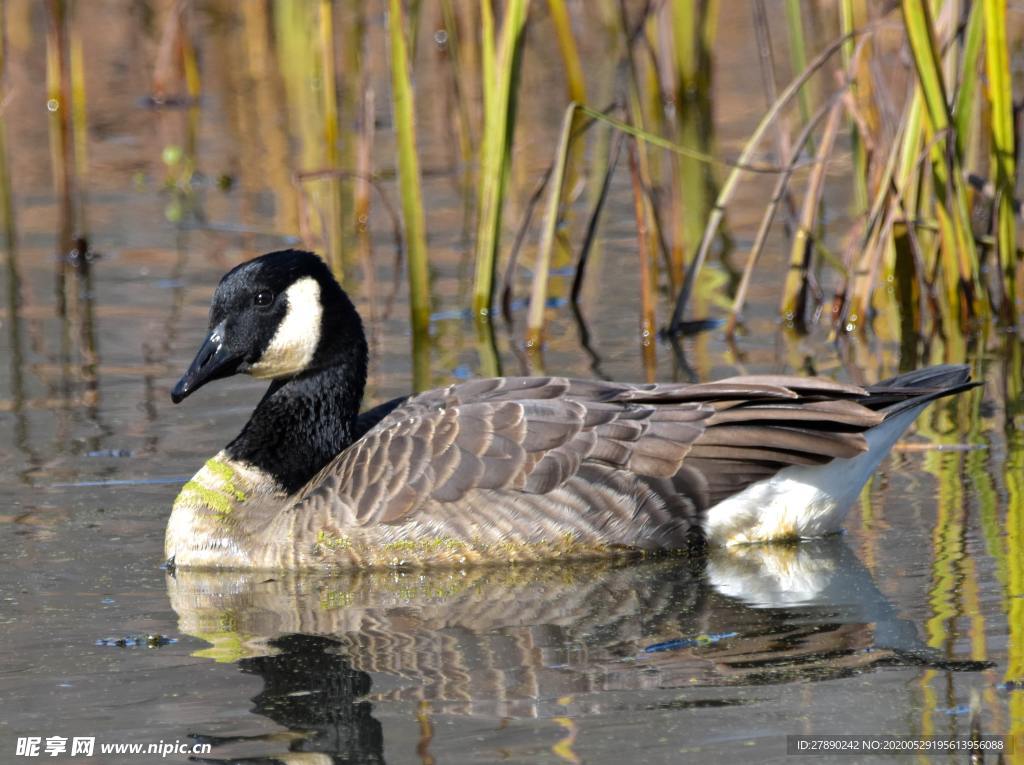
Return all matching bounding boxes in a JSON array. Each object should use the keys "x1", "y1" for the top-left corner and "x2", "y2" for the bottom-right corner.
[{"x1": 172, "y1": 249, "x2": 365, "y2": 403}]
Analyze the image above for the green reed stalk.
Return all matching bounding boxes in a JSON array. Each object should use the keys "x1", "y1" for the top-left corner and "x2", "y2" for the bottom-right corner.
[
  {"x1": 319, "y1": 0, "x2": 345, "y2": 279},
  {"x1": 338, "y1": 5, "x2": 363, "y2": 250},
  {"x1": 547, "y1": 0, "x2": 586, "y2": 223},
  {"x1": 840, "y1": 0, "x2": 868, "y2": 214},
  {"x1": 671, "y1": 0, "x2": 698, "y2": 93},
  {"x1": 0, "y1": 119, "x2": 24, "y2": 442},
  {"x1": 388, "y1": 0, "x2": 431, "y2": 390},
  {"x1": 526, "y1": 103, "x2": 576, "y2": 349},
  {"x1": 180, "y1": 9, "x2": 200, "y2": 102},
  {"x1": 0, "y1": 8, "x2": 15, "y2": 252},
  {"x1": 901, "y1": 0, "x2": 984, "y2": 321},
  {"x1": 472, "y1": 0, "x2": 529, "y2": 321},
  {"x1": 953, "y1": 0, "x2": 984, "y2": 158},
  {"x1": 276, "y1": 1, "x2": 332, "y2": 253},
  {"x1": 45, "y1": 0, "x2": 66, "y2": 201},
  {"x1": 0, "y1": 142, "x2": 11, "y2": 254},
  {"x1": 666, "y1": 0, "x2": 710, "y2": 294},
  {"x1": 547, "y1": 0, "x2": 585, "y2": 103},
  {"x1": 68, "y1": 0, "x2": 87, "y2": 181},
  {"x1": 177, "y1": 5, "x2": 202, "y2": 195},
  {"x1": 701, "y1": 0, "x2": 719, "y2": 79},
  {"x1": 241, "y1": 0, "x2": 299, "y2": 233},
  {"x1": 902, "y1": 1, "x2": 949, "y2": 149},
  {"x1": 784, "y1": 0, "x2": 813, "y2": 131},
  {"x1": 893, "y1": 89, "x2": 924, "y2": 204},
  {"x1": 983, "y1": 0, "x2": 1018, "y2": 320}
]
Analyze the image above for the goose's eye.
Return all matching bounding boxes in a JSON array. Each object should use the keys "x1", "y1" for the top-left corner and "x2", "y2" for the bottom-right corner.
[{"x1": 253, "y1": 290, "x2": 274, "y2": 308}]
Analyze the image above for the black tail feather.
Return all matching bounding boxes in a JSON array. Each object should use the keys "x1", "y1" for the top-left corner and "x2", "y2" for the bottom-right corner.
[{"x1": 862, "y1": 364, "x2": 980, "y2": 415}]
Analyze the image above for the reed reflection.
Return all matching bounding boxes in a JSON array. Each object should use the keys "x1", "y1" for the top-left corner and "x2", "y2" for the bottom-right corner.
[{"x1": 0, "y1": 81, "x2": 34, "y2": 471}]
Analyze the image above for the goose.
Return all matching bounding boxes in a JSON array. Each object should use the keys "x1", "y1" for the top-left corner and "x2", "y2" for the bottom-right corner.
[{"x1": 165, "y1": 249, "x2": 976, "y2": 570}]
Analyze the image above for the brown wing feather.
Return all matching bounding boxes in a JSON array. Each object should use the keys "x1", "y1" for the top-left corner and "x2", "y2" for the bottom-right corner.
[
  {"x1": 294, "y1": 372, "x2": 936, "y2": 528},
  {"x1": 294, "y1": 378, "x2": 715, "y2": 525}
]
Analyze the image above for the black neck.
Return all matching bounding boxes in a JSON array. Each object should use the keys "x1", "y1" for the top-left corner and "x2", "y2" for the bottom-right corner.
[{"x1": 226, "y1": 359, "x2": 366, "y2": 494}]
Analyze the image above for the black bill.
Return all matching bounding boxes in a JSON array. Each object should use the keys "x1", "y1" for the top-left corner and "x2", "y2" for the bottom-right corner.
[{"x1": 171, "y1": 321, "x2": 241, "y2": 403}]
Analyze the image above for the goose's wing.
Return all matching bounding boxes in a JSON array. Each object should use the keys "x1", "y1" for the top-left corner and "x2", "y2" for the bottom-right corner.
[{"x1": 295, "y1": 375, "x2": 884, "y2": 525}]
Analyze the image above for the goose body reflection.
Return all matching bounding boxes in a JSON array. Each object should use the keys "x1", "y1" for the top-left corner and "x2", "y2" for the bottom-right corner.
[
  {"x1": 166, "y1": 249, "x2": 976, "y2": 570},
  {"x1": 169, "y1": 541, "x2": 986, "y2": 762}
]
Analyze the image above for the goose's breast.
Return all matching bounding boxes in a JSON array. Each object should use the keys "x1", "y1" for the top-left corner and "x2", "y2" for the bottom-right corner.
[{"x1": 165, "y1": 451, "x2": 288, "y2": 569}]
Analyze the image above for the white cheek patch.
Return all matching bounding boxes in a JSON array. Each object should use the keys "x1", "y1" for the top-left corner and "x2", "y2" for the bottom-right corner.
[{"x1": 249, "y1": 277, "x2": 323, "y2": 379}]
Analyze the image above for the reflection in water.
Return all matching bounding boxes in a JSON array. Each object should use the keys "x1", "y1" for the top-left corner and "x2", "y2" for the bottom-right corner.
[
  {"x1": 191, "y1": 634, "x2": 384, "y2": 765},
  {"x1": 0, "y1": 97, "x2": 35, "y2": 474},
  {"x1": 47, "y1": 0, "x2": 108, "y2": 468},
  {"x1": 706, "y1": 542, "x2": 985, "y2": 670},
  {"x1": 169, "y1": 540, "x2": 986, "y2": 762}
]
